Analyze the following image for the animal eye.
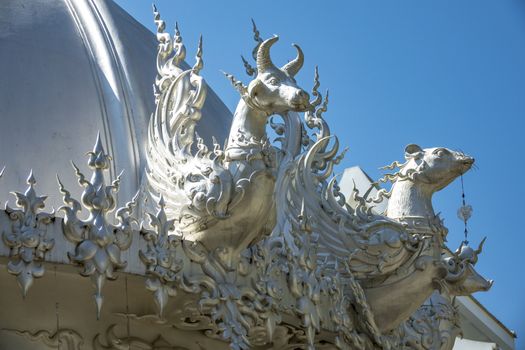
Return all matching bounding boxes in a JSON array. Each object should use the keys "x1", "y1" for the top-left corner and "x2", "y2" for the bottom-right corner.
[
  {"x1": 433, "y1": 148, "x2": 449, "y2": 157},
  {"x1": 269, "y1": 78, "x2": 279, "y2": 85}
]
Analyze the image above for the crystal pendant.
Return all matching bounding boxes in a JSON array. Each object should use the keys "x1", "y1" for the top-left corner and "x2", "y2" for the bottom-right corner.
[{"x1": 457, "y1": 204, "x2": 473, "y2": 222}]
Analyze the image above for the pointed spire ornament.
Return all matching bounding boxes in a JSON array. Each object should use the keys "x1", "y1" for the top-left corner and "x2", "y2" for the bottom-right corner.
[
  {"x1": 59, "y1": 133, "x2": 136, "y2": 319},
  {"x1": 239, "y1": 18, "x2": 264, "y2": 77},
  {"x1": 192, "y1": 35, "x2": 204, "y2": 74}
]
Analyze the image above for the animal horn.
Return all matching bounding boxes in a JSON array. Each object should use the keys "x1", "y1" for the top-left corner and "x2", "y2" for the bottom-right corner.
[
  {"x1": 475, "y1": 237, "x2": 487, "y2": 255},
  {"x1": 257, "y1": 36, "x2": 279, "y2": 73},
  {"x1": 281, "y1": 44, "x2": 304, "y2": 77},
  {"x1": 454, "y1": 241, "x2": 464, "y2": 258}
]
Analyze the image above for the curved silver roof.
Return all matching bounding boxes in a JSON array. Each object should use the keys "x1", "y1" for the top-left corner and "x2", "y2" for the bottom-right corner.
[{"x1": 0, "y1": 0, "x2": 232, "y2": 210}]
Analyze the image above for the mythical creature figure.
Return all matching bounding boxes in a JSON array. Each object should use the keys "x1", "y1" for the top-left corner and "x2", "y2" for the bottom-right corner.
[
  {"x1": 285, "y1": 140, "x2": 481, "y2": 332},
  {"x1": 392, "y1": 238, "x2": 492, "y2": 350},
  {"x1": 145, "y1": 9, "x2": 309, "y2": 264},
  {"x1": 384, "y1": 144, "x2": 474, "y2": 220},
  {"x1": 358, "y1": 145, "x2": 478, "y2": 330},
  {"x1": 143, "y1": 9, "x2": 491, "y2": 345}
]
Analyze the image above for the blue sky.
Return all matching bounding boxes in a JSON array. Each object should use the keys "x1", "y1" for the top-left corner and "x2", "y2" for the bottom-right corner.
[{"x1": 116, "y1": 0, "x2": 525, "y2": 345}]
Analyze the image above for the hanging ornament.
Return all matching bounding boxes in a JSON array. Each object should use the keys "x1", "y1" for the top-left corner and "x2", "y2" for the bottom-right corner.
[
  {"x1": 457, "y1": 204, "x2": 472, "y2": 222},
  {"x1": 457, "y1": 175, "x2": 472, "y2": 244}
]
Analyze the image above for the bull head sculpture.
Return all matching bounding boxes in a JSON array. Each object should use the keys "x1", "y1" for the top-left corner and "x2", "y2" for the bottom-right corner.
[
  {"x1": 225, "y1": 36, "x2": 310, "y2": 116},
  {"x1": 443, "y1": 238, "x2": 493, "y2": 295}
]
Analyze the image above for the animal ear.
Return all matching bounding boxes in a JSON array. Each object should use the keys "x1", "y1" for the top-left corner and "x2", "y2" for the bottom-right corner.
[{"x1": 405, "y1": 144, "x2": 423, "y2": 159}]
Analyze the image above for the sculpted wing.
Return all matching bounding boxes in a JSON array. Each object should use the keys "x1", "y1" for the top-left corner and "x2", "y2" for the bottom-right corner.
[
  {"x1": 145, "y1": 8, "x2": 230, "y2": 220},
  {"x1": 274, "y1": 70, "x2": 423, "y2": 279}
]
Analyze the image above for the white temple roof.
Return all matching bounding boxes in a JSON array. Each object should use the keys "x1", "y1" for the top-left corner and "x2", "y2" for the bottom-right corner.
[{"x1": 0, "y1": 0, "x2": 232, "y2": 210}]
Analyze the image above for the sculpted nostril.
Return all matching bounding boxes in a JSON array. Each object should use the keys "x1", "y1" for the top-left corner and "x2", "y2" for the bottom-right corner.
[
  {"x1": 297, "y1": 90, "x2": 309, "y2": 100},
  {"x1": 462, "y1": 157, "x2": 474, "y2": 165}
]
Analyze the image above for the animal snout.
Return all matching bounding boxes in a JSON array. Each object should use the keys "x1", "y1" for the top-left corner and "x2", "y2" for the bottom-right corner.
[
  {"x1": 460, "y1": 156, "x2": 474, "y2": 173},
  {"x1": 296, "y1": 89, "x2": 309, "y2": 101},
  {"x1": 289, "y1": 89, "x2": 311, "y2": 111},
  {"x1": 461, "y1": 156, "x2": 474, "y2": 172},
  {"x1": 463, "y1": 157, "x2": 475, "y2": 165}
]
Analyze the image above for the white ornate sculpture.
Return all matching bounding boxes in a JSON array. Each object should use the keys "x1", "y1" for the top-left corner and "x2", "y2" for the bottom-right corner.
[
  {"x1": 389, "y1": 237, "x2": 492, "y2": 350},
  {"x1": 58, "y1": 134, "x2": 137, "y2": 319},
  {"x1": 145, "y1": 8, "x2": 310, "y2": 265},
  {"x1": 138, "y1": 8, "x2": 492, "y2": 348},
  {"x1": 3, "y1": 170, "x2": 54, "y2": 297},
  {"x1": 392, "y1": 293, "x2": 461, "y2": 350},
  {"x1": 0, "y1": 6, "x2": 494, "y2": 350}
]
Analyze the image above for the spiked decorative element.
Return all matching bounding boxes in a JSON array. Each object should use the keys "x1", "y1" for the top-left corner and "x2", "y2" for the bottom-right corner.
[
  {"x1": 58, "y1": 133, "x2": 136, "y2": 319},
  {"x1": 172, "y1": 22, "x2": 186, "y2": 66},
  {"x1": 251, "y1": 19, "x2": 263, "y2": 60},
  {"x1": 153, "y1": 6, "x2": 204, "y2": 96},
  {"x1": 241, "y1": 55, "x2": 256, "y2": 77},
  {"x1": 152, "y1": 4, "x2": 173, "y2": 59},
  {"x1": 241, "y1": 19, "x2": 264, "y2": 77},
  {"x1": 139, "y1": 196, "x2": 183, "y2": 319},
  {"x1": 222, "y1": 71, "x2": 248, "y2": 97},
  {"x1": 192, "y1": 35, "x2": 204, "y2": 75},
  {"x1": 3, "y1": 170, "x2": 54, "y2": 297}
]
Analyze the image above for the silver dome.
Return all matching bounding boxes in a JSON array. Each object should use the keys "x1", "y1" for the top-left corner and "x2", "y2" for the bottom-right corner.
[{"x1": 0, "y1": 0, "x2": 232, "y2": 210}]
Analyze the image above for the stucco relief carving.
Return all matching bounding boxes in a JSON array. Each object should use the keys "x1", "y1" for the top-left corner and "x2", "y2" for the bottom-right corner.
[
  {"x1": 2, "y1": 170, "x2": 54, "y2": 297},
  {"x1": 0, "y1": 6, "x2": 494, "y2": 350},
  {"x1": 0, "y1": 328, "x2": 83, "y2": 350},
  {"x1": 392, "y1": 294, "x2": 460, "y2": 350},
  {"x1": 145, "y1": 7, "x2": 310, "y2": 266},
  {"x1": 58, "y1": 134, "x2": 137, "y2": 318},
  {"x1": 140, "y1": 196, "x2": 184, "y2": 319},
  {"x1": 94, "y1": 324, "x2": 185, "y2": 350},
  {"x1": 135, "y1": 8, "x2": 492, "y2": 349},
  {"x1": 389, "y1": 236, "x2": 491, "y2": 349}
]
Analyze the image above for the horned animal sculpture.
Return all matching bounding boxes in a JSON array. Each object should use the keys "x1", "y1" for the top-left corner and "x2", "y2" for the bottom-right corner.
[
  {"x1": 145, "y1": 12, "x2": 310, "y2": 265},
  {"x1": 142, "y1": 9, "x2": 492, "y2": 348},
  {"x1": 225, "y1": 36, "x2": 310, "y2": 161},
  {"x1": 287, "y1": 142, "x2": 483, "y2": 331},
  {"x1": 359, "y1": 145, "x2": 478, "y2": 331},
  {"x1": 392, "y1": 239, "x2": 492, "y2": 350}
]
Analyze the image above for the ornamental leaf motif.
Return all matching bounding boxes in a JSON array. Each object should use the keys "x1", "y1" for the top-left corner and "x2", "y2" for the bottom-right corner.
[
  {"x1": 139, "y1": 195, "x2": 183, "y2": 318},
  {"x1": 2, "y1": 170, "x2": 54, "y2": 297},
  {"x1": 58, "y1": 133, "x2": 136, "y2": 319}
]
